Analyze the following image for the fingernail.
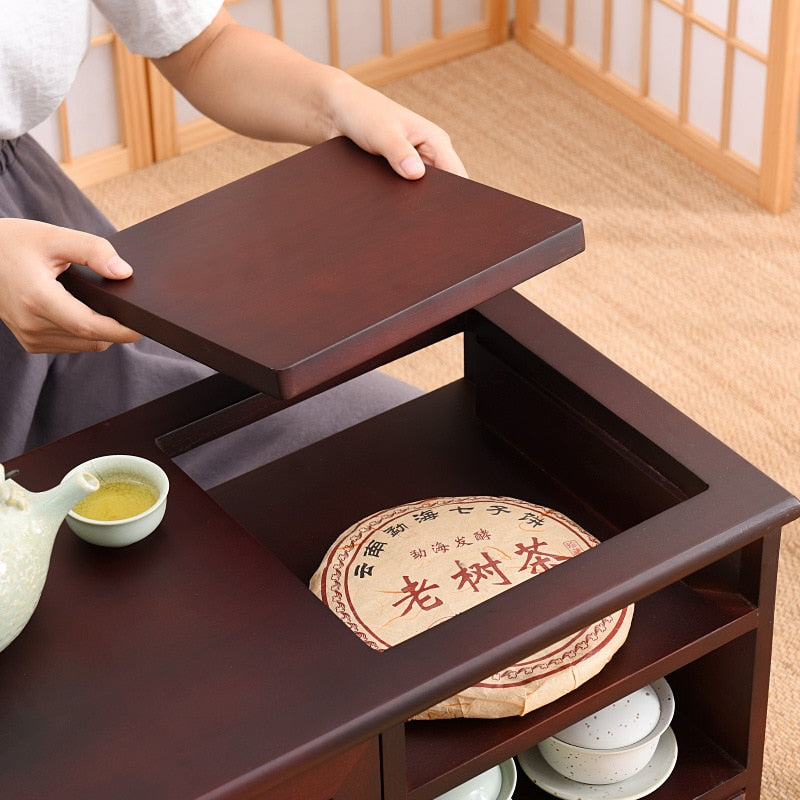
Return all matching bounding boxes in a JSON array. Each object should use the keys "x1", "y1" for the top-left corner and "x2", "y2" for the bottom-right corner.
[
  {"x1": 399, "y1": 155, "x2": 425, "y2": 179},
  {"x1": 107, "y1": 255, "x2": 133, "y2": 278}
]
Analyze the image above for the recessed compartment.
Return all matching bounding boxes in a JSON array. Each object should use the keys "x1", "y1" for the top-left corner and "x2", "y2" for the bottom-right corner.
[
  {"x1": 203, "y1": 298, "x2": 781, "y2": 800},
  {"x1": 208, "y1": 335, "x2": 707, "y2": 585}
]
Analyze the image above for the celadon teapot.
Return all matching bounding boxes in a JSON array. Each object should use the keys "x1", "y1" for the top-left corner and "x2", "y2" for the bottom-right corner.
[{"x1": 0, "y1": 463, "x2": 98, "y2": 653}]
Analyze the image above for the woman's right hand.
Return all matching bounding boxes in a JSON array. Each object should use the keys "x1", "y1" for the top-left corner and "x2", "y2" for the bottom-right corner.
[{"x1": 0, "y1": 218, "x2": 141, "y2": 354}]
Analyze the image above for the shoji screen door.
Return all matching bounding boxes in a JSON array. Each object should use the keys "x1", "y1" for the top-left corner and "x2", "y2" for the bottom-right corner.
[
  {"x1": 148, "y1": 0, "x2": 510, "y2": 161},
  {"x1": 34, "y1": 1, "x2": 508, "y2": 187},
  {"x1": 515, "y1": 1, "x2": 800, "y2": 212},
  {"x1": 31, "y1": 7, "x2": 153, "y2": 188}
]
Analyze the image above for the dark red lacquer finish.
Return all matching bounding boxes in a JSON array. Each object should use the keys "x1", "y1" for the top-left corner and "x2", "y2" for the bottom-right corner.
[
  {"x1": 4, "y1": 140, "x2": 796, "y2": 800},
  {"x1": 62, "y1": 137, "x2": 583, "y2": 399}
]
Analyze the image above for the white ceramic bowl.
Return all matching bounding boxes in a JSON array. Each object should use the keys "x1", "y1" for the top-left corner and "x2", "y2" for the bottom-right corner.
[
  {"x1": 62, "y1": 454, "x2": 169, "y2": 547},
  {"x1": 434, "y1": 759, "x2": 516, "y2": 800},
  {"x1": 554, "y1": 682, "x2": 662, "y2": 750},
  {"x1": 537, "y1": 678, "x2": 674, "y2": 785}
]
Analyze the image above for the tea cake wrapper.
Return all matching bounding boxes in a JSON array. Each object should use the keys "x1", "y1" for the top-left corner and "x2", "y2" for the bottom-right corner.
[{"x1": 310, "y1": 496, "x2": 633, "y2": 720}]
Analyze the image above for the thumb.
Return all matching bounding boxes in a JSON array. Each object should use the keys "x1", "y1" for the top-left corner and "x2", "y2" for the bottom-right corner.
[
  {"x1": 99, "y1": 253, "x2": 134, "y2": 280},
  {"x1": 55, "y1": 228, "x2": 133, "y2": 280},
  {"x1": 395, "y1": 148, "x2": 426, "y2": 180}
]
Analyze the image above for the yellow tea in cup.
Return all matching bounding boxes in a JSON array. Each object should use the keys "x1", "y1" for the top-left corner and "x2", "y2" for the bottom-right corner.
[{"x1": 72, "y1": 474, "x2": 158, "y2": 521}]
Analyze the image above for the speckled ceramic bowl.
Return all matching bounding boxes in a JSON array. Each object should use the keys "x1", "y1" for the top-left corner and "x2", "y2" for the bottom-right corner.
[
  {"x1": 554, "y1": 681, "x2": 662, "y2": 750},
  {"x1": 537, "y1": 678, "x2": 674, "y2": 785}
]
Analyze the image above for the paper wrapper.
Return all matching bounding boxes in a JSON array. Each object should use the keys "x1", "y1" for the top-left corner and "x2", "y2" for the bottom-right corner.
[{"x1": 309, "y1": 496, "x2": 633, "y2": 720}]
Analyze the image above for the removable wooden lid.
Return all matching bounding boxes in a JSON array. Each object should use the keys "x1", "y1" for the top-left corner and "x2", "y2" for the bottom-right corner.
[
  {"x1": 310, "y1": 496, "x2": 634, "y2": 720},
  {"x1": 63, "y1": 137, "x2": 583, "y2": 399}
]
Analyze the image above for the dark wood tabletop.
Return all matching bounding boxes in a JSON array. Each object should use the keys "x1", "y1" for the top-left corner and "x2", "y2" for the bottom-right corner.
[
  {"x1": 3, "y1": 295, "x2": 799, "y2": 800},
  {"x1": 5, "y1": 145, "x2": 590, "y2": 799},
  {"x1": 6, "y1": 141, "x2": 797, "y2": 800}
]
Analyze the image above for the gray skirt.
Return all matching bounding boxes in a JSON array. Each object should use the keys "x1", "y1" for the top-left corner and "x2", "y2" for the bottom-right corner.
[{"x1": 0, "y1": 135, "x2": 419, "y2": 486}]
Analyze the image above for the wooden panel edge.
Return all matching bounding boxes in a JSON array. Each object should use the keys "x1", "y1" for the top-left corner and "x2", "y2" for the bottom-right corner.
[
  {"x1": 146, "y1": 61, "x2": 180, "y2": 162},
  {"x1": 113, "y1": 45, "x2": 153, "y2": 170},
  {"x1": 347, "y1": 22, "x2": 508, "y2": 86},
  {"x1": 61, "y1": 145, "x2": 131, "y2": 188},
  {"x1": 757, "y1": 0, "x2": 800, "y2": 213}
]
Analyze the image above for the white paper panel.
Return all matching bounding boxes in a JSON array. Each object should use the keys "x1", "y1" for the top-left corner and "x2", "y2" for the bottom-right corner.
[
  {"x1": 692, "y1": 0, "x2": 728, "y2": 30},
  {"x1": 67, "y1": 44, "x2": 120, "y2": 157},
  {"x1": 649, "y1": 2, "x2": 683, "y2": 114},
  {"x1": 391, "y1": 0, "x2": 433, "y2": 51},
  {"x1": 729, "y1": 48, "x2": 765, "y2": 165},
  {"x1": 89, "y1": 5, "x2": 110, "y2": 37},
  {"x1": 537, "y1": 0, "x2": 566, "y2": 43},
  {"x1": 337, "y1": 0, "x2": 383, "y2": 67},
  {"x1": 736, "y1": 0, "x2": 771, "y2": 54},
  {"x1": 688, "y1": 24, "x2": 725, "y2": 139},
  {"x1": 282, "y1": 0, "x2": 330, "y2": 63},
  {"x1": 175, "y1": 91, "x2": 203, "y2": 126},
  {"x1": 442, "y1": 0, "x2": 484, "y2": 34},
  {"x1": 573, "y1": 0, "x2": 604, "y2": 65},
  {"x1": 30, "y1": 117, "x2": 63, "y2": 163},
  {"x1": 392, "y1": 0, "x2": 433, "y2": 50},
  {"x1": 610, "y1": 0, "x2": 642, "y2": 88},
  {"x1": 227, "y1": 0, "x2": 276, "y2": 36}
]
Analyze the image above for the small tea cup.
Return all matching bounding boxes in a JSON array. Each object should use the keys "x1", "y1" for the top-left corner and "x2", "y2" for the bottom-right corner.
[{"x1": 62, "y1": 454, "x2": 169, "y2": 547}]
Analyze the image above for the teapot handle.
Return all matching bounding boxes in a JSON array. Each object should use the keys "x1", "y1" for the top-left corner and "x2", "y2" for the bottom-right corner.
[{"x1": 1, "y1": 464, "x2": 26, "y2": 509}]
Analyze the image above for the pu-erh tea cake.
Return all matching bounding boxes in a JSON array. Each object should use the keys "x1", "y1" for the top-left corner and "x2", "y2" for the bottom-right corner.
[{"x1": 310, "y1": 495, "x2": 633, "y2": 720}]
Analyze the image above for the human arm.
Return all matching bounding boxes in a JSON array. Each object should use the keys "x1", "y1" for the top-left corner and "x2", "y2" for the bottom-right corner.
[
  {"x1": 1, "y1": 8, "x2": 465, "y2": 356},
  {"x1": 152, "y1": 7, "x2": 467, "y2": 180},
  {"x1": 0, "y1": 218, "x2": 140, "y2": 353}
]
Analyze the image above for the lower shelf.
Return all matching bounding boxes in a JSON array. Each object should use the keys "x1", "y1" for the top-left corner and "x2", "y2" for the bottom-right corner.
[
  {"x1": 404, "y1": 579, "x2": 755, "y2": 799},
  {"x1": 511, "y1": 711, "x2": 743, "y2": 799}
]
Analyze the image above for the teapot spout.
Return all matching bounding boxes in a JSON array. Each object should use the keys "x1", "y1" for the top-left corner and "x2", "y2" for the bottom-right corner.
[{"x1": 37, "y1": 470, "x2": 101, "y2": 520}]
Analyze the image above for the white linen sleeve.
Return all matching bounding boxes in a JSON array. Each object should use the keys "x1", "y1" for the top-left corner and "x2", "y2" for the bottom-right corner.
[{"x1": 92, "y1": 0, "x2": 224, "y2": 59}]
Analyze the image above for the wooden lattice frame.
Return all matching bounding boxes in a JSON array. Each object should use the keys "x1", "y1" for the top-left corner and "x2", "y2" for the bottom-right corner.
[
  {"x1": 59, "y1": 31, "x2": 153, "y2": 188},
  {"x1": 148, "y1": 0, "x2": 511, "y2": 161},
  {"x1": 58, "y1": 1, "x2": 509, "y2": 186},
  {"x1": 514, "y1": 0, "x2": 800, "y2": 212}
]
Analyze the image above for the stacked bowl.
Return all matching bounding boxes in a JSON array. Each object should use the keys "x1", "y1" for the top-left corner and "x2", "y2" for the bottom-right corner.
[
  {"x1": 518, "y1": 678, "x2": 678, "y2": 798},
  {"x1": 434, "y1": 759, "x2": 516, "y2": 800}
]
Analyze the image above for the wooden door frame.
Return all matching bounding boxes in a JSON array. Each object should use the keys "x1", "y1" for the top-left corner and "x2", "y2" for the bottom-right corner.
[
  {"x1": 514, "y1": 0, "x2": 800, "y2": 212},
  {"x1": 147, "y1": 0, "x2": 511, "y2": 161},
  {"x1": 60, "y1": 34, "x2": 153, "y2": 187}
]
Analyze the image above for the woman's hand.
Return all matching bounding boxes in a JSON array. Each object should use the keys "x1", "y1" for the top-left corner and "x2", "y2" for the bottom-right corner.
[{"x1": 0, "y1": 218, "x2": 141, "y2": 354}]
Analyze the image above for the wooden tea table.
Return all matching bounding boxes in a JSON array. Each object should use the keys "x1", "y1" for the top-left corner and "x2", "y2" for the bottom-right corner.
[{"x1": 1, "y1": 139, "x2": 798, "y2": 800}]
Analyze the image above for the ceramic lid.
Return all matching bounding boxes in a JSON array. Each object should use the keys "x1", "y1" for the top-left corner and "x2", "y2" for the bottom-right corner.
[
  {"x1": 310, "y1": 496, "x2": 633, "y2": 720},
  {"x1": 554, "y1": 684, "x2": 662, "y2": 749}
]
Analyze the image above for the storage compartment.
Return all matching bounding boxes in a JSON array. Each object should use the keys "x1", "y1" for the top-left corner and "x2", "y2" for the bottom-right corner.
[
  {"x1": 209, "y1": 376, "x2": 700, "y2": 582},
  {"x1": 208, "y1": 331, "x2": 707, "y2": 584},
  {"x1": 402, "y1": 582, "x2": 756, "y2": 799},
  {"x1": 201, "y1": 295, "x2": 790, "y2": 800}
]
